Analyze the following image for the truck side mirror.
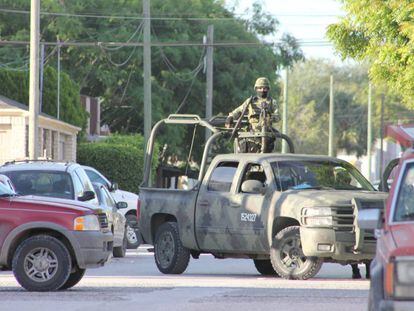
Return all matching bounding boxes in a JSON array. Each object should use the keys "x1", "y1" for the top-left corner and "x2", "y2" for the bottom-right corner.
[
  {"x1": 241, "y1": 180, "x2": 266, "y2": 194},
  {"x1": 78, "y1": 190, "x2": 96, "y2": 202},
  {"x1": 357, "y1": 209, "x2": 382, "y2": 230}
]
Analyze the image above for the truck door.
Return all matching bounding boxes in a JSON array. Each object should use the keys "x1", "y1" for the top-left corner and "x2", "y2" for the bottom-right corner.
[
  {"x1": 228, "y1": 163, "x2": 268, "y2": 252},
  {"x1": 195, "y1": 161, "x2": 239, "y2": 251}
]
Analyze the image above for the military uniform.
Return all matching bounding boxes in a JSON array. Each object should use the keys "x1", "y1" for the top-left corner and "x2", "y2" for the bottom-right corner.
[
  {"x1": 226, "y1": 77, "x2": 280, "y2": 153},
  {"x1": 228, "y1": 96, "x2": 280, "y2": 132}
]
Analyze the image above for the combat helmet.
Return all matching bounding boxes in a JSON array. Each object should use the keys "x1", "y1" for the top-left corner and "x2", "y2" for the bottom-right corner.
[{"x1": 254, "y1": 77, "x2": 270, "y2": 89}]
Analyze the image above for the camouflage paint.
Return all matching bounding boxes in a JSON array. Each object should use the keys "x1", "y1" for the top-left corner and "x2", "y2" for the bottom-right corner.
[{"x1": 141, "y1": 116, "x2": 388, "y2": 263}]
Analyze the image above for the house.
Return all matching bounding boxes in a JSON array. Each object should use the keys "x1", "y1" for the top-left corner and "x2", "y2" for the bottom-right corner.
[
  {"x1": 81, "y1": 95, "x2": 110, "y2": 141},
  {"x1": 0, "y1": 95, "x2": 80, "y2": 164}
]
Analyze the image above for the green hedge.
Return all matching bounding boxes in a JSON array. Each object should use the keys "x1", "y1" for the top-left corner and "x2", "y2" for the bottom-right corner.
[{"x1": 77, "y1": 134, "x2": 158, "y2": 193}]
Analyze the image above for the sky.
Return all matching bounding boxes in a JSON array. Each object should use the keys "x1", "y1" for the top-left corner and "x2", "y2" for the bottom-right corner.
[{"x1": 226, "y1": 0, "x2": 345, "y2": 61}]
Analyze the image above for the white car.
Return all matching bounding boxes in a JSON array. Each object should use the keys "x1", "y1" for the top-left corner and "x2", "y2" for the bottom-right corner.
[
  {"x1": 82, "y1": 165, "x2": 142, "y2": 249},
  {"x1": 92, "y1": 182, "x2": 127, "y2": 257},
  {"x1": 0, "y1": 174, "x2": 16, "y2": 192}
]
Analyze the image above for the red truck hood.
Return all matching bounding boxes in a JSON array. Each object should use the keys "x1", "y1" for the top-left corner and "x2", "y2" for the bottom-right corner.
[
  {"x1": 390, "y1": 224, "x2": 414, "y2": 256},
  {"x1": 9, "y1": 195, "x2": 98, "y2": 214}
]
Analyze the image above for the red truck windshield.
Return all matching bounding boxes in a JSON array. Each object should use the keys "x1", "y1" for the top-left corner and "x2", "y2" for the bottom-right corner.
[{"x1": 271, "y1": 160, "x2": 374, "y2": 192}]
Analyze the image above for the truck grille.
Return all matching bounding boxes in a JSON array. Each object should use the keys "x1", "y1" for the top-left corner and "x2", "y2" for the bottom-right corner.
[
  {"x1": 332, "y1": 205, "x2": 354, "y2": 232},
  {"x1": 332, "y1": 199, "x2": 384, "y2": 240},
  {"x1": 97, "y1": 213, "x2": 109, "y2": 229}
]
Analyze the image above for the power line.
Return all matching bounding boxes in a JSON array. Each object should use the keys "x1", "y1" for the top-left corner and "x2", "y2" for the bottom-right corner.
[
  {"x1": 0, "y1": 7, "x2": 343, "y2": 20},
  {"x1": 151, "y1": 26, "x2": 206, "y2": 81},
  {"x1": 0, "y1": 39, "x2": 331, "y2": 48}
]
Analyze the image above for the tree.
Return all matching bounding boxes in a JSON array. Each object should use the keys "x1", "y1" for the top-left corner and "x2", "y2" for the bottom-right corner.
[
  {"x1": 327, "y1": 0, "x2": 414, "y2": 107},
  {"x1": 287, "y1": 59, "x2": 414, "y2": 156},
  {"x1": 0, "y1": 0, "x2": 303, "y2": 160},
  {"x1": 0, "y1": 66, "x2": 87, "y2": 130}
]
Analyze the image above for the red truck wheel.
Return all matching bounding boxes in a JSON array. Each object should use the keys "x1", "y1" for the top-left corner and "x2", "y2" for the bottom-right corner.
[
  {"x1": 59, "y1": 266, "x2": 86, "y2": 290},
  {"x1": 12, "y1": 235, "x2": 72, "y2": 291},
  {"x1": 154, "y1": 222, "x2": 190, "y2": 274}
]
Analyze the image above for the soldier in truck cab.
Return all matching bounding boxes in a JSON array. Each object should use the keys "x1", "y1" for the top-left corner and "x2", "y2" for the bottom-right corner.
[{"x1": 225, "y1": 77, "x2": 281, "y2": 153}]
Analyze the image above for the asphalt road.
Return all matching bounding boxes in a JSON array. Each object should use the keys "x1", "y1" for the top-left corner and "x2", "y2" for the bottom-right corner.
[{"x1": 0, "y1": 246, "x2": 370, "y2": 311}]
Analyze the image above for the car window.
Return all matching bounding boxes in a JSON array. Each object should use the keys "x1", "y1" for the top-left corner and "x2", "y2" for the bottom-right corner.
[
  {"x1": 207, "y1": 162, "x2": 238, "y2": 192},
  {"x1": 85, "y1": 169, "x2": 109, "y2": 187},
  {"x1": 102, "y1": 186, "x2": 116, "y2": 208},
  {"x1": 6, "y1": 171, "x2": 73, "y2": 199},
  {"x1": 393, "y1": 162, "x2": 414, "y2": 222},
  {"x1": 239, "y1": 163, "x2": 266, "y2": 192},
  {"x1": 75, "y1": 168, "x2": 94, "y2": 192},
  {"x1": 72, "y1": 172, "x2": 84, "y2": 198}
]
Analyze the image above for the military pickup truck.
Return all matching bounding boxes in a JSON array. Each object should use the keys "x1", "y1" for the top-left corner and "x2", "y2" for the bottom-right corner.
[{"x1": 139, "y1": 115, "x2": 387, "y2": 279}]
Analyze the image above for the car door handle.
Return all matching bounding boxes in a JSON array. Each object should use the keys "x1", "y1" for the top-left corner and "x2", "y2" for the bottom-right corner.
[
  {"x1": 198, "y1": 200, "x2": 209, "y2": 207},
  {"x1": 230, "y1": 202, "x2": 240, "y2": 208}
]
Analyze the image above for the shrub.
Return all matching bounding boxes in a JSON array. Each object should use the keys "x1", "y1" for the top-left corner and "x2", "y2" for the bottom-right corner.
[{"x1": 77, "y1": 134, "x2": 158, "y2": 193}]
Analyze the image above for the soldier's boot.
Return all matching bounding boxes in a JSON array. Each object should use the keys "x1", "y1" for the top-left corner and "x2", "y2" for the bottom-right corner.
[
  {"x1": 365, "y1": 261, "x2": 371, "y2": 279},
  {"x1": 351, "y1": 264, "x2": 362, "y2": 279}
]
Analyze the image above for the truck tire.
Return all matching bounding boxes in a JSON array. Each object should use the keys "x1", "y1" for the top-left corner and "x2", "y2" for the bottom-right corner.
[
  {"x1": 270, "y1": 226, "x2": 322, "y2": 280},
  {"x1": 253, "y1": 259, "x2": 279, "y2": 276},
  {"x1": 154, "y1": 222, "x2": 190, "y2": 274},
  {"x1": 59, "y1": 266, "x2": 86, "y2": 290},
  {"x1": 12, "y1": 235, "x2": 72, "y2": 291},
  {"x1": 126, "y1": 214, "x2": 141, "y2": 249},
  {"x1": 113, "y1": 231, "x2": 127, "y2": 258}
]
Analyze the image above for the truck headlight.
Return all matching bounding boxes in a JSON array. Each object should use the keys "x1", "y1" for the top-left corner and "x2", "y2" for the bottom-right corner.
[
  {"x1": 74, "y1": 215, "x2": 100, "y2": 231},
  {"x1": 393, "y1": 257, "x2": 414, "y2": 298},
  {"x1": 302, "y1": 207, "x2": 333, "y2": 226}
]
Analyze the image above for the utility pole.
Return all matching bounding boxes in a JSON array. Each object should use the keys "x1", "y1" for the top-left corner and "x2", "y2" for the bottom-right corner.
[
  {"x1": 29, "y1": 0, "x2": 40, "y2": 159},
  {"x1": 328, "y1": 75, "x2": 335, "y2": 157},
  {"x1": 57, "y1": 42, "x2": 61, "y2": 119},
  {"x1": 367, "y1": 83, "x2": 372, "y2": 181},
  {"x1": 281, "y1": 68, "x2": 289, "y2": 153},
  {"x1": 39, "y1": 43, "x2": 45, "y2": 113},
  {"x1": 379, "y1": 94, "x2": 385, "y2": 177},
  {"x1": 143, "y1": 0, "x2": 151, "y2": 147},
  {"x1": 205, "y1": 25, "x2": 214, "y2": 141}
]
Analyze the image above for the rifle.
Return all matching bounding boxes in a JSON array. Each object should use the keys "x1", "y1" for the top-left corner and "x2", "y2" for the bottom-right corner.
[{"x1": 229, "y1": 96, "x2": 253, "y2": 142}]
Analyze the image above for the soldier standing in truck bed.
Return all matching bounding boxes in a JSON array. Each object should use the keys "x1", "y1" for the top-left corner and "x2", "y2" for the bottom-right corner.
[{"x1": 225, "y1": 77, "x2": 281, "y2": 152}]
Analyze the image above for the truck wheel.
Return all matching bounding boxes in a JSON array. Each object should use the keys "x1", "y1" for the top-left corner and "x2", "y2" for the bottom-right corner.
[
  {"x1": 59, "y1": 266, "x2": 86, "y2": 290},
  {"x1": 154, "y1": 222, "x2": 190, "y2": 274},
  {"x1": 12, "y1": 235, "x2": 72, "y2": 291},
  {"x1": 126, "y1": 214, "x2": 141, "y2": 249},
  {"x1": 113, "y1": 231, "x2": 128, "y2": 258},
  {"x1": 253, "y1": 259, "x2": 279, "y2": 276},
  {"x1": 270, "y1": 226, "x2": 322, "y2": 280}
]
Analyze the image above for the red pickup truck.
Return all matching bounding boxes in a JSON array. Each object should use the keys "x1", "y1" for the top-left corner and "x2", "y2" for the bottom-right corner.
[
  {"x1": 0, "y1": 181, "x2": 113, "y2": 291},
  {"x1": 359, "y1": 150, "x2": 414, "y2": 310}
]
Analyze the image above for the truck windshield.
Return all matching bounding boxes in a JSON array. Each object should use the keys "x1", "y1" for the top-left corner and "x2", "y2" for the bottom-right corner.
[{"x1": 271, "y1": 160, "x2": 374, "y2": 192}]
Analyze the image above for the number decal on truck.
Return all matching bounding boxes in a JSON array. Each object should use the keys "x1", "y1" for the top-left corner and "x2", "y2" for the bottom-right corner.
[{"x1": 241, "y1": 213, "x2": 257, "y2": 222}]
